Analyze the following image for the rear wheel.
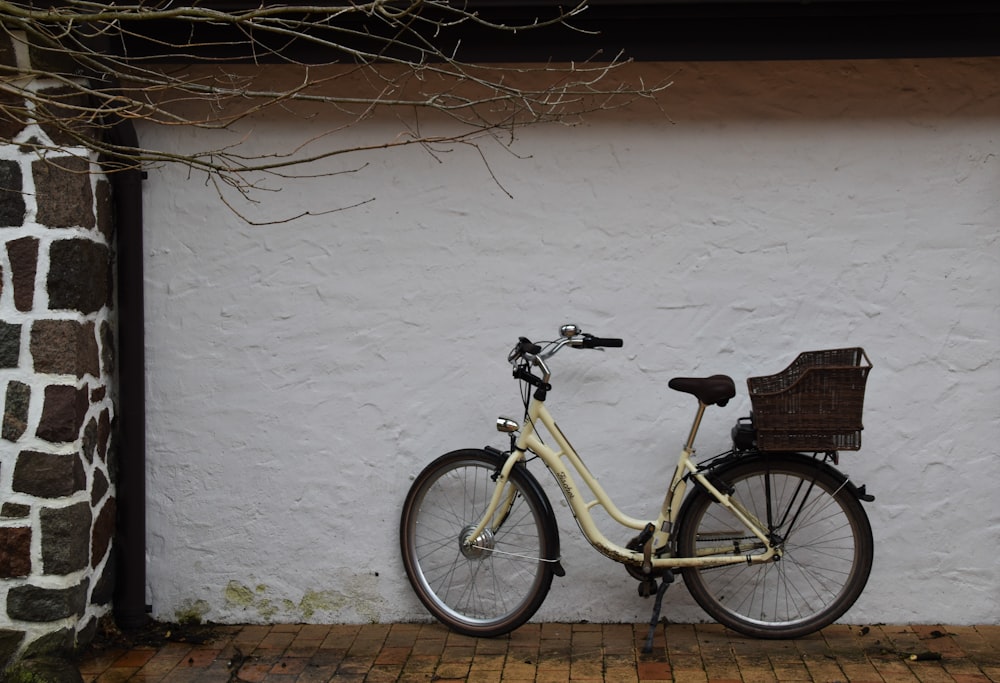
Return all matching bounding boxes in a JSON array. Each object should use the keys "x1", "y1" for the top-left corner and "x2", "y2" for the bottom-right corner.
[
  {"x1": 400, "y1": 449, "x2": 558, "y2": 637},
  {"x1": 676, "y1": 454, "x2": 873, "y2": 638}
]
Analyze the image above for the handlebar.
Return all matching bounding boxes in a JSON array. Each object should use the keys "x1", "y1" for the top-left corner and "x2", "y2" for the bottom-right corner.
[
  {"x1": 509, "y1": 330, "x2": 623, "y2": 362},
  {"x1": 508, "y1": 326, "x2": 623, "y2": 393}
]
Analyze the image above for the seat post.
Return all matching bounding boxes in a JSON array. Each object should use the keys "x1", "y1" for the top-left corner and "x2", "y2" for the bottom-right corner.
[{"x1": 684, "y1": 402, "x2": 708, "y2": 452}]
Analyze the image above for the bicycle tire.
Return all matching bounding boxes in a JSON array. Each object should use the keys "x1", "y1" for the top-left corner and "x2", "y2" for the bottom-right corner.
[
  {"x1": 400, "y1": 449, "x2": 559, "y2": 637},
  {"x1": 676, "y1": 453, "x2": 873, "y2": 638}
]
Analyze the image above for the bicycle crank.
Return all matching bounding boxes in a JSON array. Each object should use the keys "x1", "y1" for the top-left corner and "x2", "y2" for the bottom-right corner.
[{"x1": 625, "y1": 530, "x2": 668, "y2": 583}]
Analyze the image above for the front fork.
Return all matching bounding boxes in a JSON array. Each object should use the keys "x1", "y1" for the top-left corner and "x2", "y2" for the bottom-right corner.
[{"x1": 461, "y1": 446, "x2": 522, "y2": 551}]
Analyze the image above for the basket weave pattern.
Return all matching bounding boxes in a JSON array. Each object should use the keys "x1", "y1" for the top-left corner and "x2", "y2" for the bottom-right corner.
[{"x1": 748, "y1": 348, "x2": 872, "y2": 451}]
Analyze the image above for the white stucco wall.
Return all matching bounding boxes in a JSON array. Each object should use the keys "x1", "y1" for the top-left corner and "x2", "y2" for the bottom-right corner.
[{"x1": 139, "y1": 58, "x2": 1000, "y2": 627}]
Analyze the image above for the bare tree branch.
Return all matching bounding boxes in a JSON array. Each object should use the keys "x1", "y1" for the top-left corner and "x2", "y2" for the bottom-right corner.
[{"x1": 1, "y1": 0, "x2": 670, "y2": 217}]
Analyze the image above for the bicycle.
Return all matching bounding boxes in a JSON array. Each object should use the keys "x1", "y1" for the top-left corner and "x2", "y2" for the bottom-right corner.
[{"x1": 400, "y1": 325, "x2": 875, "y2": 646}]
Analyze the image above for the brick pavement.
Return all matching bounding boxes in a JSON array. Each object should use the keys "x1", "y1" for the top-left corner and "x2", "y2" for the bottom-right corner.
[{"x1": 77, "y1": 622, "x2": 1000, "y2": 683}]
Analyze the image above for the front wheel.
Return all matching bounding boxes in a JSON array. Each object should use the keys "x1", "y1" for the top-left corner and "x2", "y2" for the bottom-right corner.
[
  {"x1": 400, "y1": 449, "x2": 559, "y2": 637},
  {"x1": 676, "y1": 454, "x2": 873, "y2": 638}
]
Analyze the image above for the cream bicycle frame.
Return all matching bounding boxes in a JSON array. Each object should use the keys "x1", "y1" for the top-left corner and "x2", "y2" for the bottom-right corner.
[{"x1": 467, "y1": 394, "x2": 780, "y2": 570}]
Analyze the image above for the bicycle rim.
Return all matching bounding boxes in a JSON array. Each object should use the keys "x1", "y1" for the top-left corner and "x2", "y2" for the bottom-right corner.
[
  {"x1": 400, "y1": 450, "x2": 554, "y2": 636},
  {"x1": 678, "y1": 456, "x2": 873, "y2": 638}
]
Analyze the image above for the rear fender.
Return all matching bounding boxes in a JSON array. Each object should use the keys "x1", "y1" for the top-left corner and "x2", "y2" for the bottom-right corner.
[
  {"x1": 690, "y1": 450, "x2": 874, "y2": 505},
  {"x1": 673, "y1": 450, "x2": 873, "y2": 555}
]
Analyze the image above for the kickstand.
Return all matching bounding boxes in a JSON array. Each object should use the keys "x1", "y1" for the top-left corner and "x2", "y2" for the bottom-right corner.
[{"x1": 642, "y1": 570, "x2": 674, "y2": 654}]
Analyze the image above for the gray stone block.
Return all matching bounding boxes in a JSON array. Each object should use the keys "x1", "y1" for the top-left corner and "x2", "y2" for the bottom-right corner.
[
  {"x1": 3, "y1": 380, "x2": 31, "y2": 441},
  {"x1": 0, "y1": 527, "x2": 31, "y2": 578},
  {"x1": 20, "y1": 628, "x2": 76, "y2": 661},
  {"x1": 40, "y1": 502, "x2": 92, "y2": 575},
  {"x1": 30, "y1": 320, "x2": 99, "y2": 378},
  {"x1": 46, "y1": 240, "x2": 109, "y2": 314},
  {"x1": 11, "y1": 451, "x2": 86, "y2": 498},
  {"x1": 36, "y1": 385, "x2": 88, "y2": 444},
  {"x1": 0, "y1": 503, "x2": 30, "y2": 519},
  {"x1": 0, "y1": 629, "x2": 26, "y2": 671},
  {"x1": 6, "y1": 581, "x2": 88, "y2": 622},
  {"x1": 3, "y1": 654, "x2": 84, "y2": 683},
  {"x1": 0, "y1": 160, "x2": 25, "y2": 226},
  {"x1": 32, "y1": 157, "x2": 95, "y2": 229},
  {"x1": 6, "y1": 236, "x2": 38, "y2": 312},
  {"x1": 0, "y1": 322, "x2": 21, "y2": 369}
]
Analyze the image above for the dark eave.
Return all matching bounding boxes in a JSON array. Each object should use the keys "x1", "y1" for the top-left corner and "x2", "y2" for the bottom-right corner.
[
  {"x1": 120, "y1": 0, "x2": 1000, "y2": 63},
  {"x1": 482, "y1": 0, "x2": 1000, "y2": 62}
]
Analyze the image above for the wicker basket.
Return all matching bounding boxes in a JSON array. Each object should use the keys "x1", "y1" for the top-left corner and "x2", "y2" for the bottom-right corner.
[{"x1": 747, "y1": 348, "x2": 872, "y2": 451}]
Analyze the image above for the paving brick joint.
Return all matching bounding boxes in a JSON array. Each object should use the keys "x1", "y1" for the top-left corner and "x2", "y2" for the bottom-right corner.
[{"x1": 76, "y1": 622, "x2": 999, "y2": 683}]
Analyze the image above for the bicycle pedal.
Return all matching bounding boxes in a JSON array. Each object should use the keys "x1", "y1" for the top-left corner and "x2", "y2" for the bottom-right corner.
[{"x1": 637, "y1": 578, "x2": 658, "y2": 598}]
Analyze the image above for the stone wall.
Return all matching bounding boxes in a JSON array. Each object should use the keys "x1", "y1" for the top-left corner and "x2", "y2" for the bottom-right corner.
[{"x1": 0, "y1": 32, "x2": 117, "y2": 667}]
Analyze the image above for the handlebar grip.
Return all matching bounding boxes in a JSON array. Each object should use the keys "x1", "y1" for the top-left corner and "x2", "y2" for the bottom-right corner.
[
  {"x1": 581, "y1": 336, "x2": 624, "y2": 349},
  {"x1": 518, "y1": 337, "x2": 543, "y2": 355}
]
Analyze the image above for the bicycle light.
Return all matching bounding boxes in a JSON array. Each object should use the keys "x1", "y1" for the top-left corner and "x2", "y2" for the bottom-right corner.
[{"x1": 496, "y1": 417, "x2": 519, "y2": 433}]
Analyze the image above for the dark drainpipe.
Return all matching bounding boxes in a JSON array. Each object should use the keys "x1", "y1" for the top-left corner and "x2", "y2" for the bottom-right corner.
[{"x1": 108, "y1": 118, "x2": 147, "y2": 630}]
